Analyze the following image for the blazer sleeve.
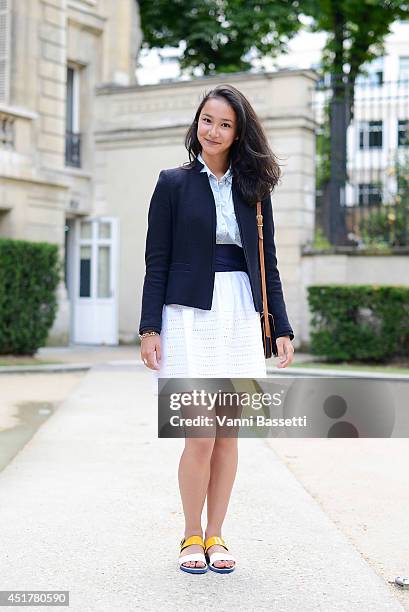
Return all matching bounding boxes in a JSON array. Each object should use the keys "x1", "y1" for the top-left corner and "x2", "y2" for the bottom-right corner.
[
  {"x1": 261, "y1": 194, "x2": 294, "y2": 341},
  {"x1": 139, "y1": 170, "x2": 172, "y2": 335}
]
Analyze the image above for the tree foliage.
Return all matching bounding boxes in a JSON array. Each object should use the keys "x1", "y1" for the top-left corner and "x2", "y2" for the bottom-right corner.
[
  {"x1": 308, "y1": 0, "x2": 409, "y2": 87},
  {"x1": 138, "y1": 0, "x2": 306, "y2": 75},
  {"x1": 138, "y1": 0, "x2": 409, "y2": 82},
  {"x1": 138, "y1": 0, "x2": 409, "y2": 245}
]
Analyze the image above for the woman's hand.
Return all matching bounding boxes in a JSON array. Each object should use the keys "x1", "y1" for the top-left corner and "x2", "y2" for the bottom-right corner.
[
  {"x1": 275, "y1": 336, "x2": 294, "y2": 368},
  {"x1": 141, "y1": 335, "x2": 161, "y2": 370}
]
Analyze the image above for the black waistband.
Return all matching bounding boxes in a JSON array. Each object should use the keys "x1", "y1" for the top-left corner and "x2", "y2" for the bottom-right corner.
[{"x1": 214, "y1": 243, "x2": 247, "y2": 272}]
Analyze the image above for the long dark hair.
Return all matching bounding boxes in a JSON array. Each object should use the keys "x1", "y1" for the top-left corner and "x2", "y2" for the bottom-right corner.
[{"x1": 184, "y1": 83, "x2": 281, "y2": 206}]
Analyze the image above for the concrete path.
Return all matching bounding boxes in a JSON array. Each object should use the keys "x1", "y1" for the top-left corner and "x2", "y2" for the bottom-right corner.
[
  {"x1": 0, "y1": 362, "x2": 405, "y2": 612},
  {"x1": 24, "y1": 344, "x2": 320, "y2": 372}
]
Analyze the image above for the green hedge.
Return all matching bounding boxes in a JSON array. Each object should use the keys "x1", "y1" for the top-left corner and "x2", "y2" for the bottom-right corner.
[
  {"x1": 0, "y1": 238, "x2": 61, "y2": 355},
  {"x1": 307, "y1": 285, "x2": 409, "y2": 362}
]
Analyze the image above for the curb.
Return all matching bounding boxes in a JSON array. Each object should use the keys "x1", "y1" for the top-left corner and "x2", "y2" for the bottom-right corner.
[
  {"x1": 267, "y1": 365, "x2": 409, "y2": 381},
  {"x1": 0, "y1": 363, "x2": 92, "y2": 375},
  {"x1": 1, "y1": 361, "x2": 407, "y2": 381},
  {"x1": 0, "y1": 360, "x2": 146, "y2": 375}
]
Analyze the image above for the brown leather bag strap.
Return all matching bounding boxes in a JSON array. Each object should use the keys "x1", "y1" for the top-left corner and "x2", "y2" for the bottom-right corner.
[{"x1": 256, "y1": 201, "x2": 271, "y2": 342}]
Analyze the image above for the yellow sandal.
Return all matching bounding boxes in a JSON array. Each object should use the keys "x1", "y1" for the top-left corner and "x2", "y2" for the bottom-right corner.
[
  {"x1": 179, "y1": 535, "x2": 208, "y2": 574},
  {"x1": 204, "y1": 536, "x2": 236, "y2": 574}
]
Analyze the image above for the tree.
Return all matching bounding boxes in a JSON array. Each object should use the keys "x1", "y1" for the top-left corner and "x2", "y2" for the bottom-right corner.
[
  {"x1": 139, "y1": 1, "x2": 409, "y2": 81},
  {"x1": 138, "y1": 0, "x2": 306, "y2": 75},
  {"x1": 310, "y1": 1, "x2": 409, "y2": 112},
  {"x1": 138, "y1": 0, "x2": 409, "y2": 244},
  {"x1": 306, "y1": 1, "x2": 409, "y2": 244}
]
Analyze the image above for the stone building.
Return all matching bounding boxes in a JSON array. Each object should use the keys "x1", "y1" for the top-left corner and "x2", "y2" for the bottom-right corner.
[
  {"x1": 1, "y1": 0, "x2": 320, "y2": 349},
  {"x1": 0, "y1": 0, "x2": 139, "y2": 344},
  {"x1": 94, "y1": 71, "x2": 317, "y2": 346},
  {"x1": 2, "y1": 0, "x2": 408, "y2": 354},
  {"x1": 2, "y1": 0, "x2": 342, "y2": 350}
]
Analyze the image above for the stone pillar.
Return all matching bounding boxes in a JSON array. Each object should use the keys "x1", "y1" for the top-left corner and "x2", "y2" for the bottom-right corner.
[
  {"x1": 262, "y1": 71, "x2": 317, "y2": 347},
  {"x1": 101, "y1": 0, "x2": 141, "y2": 86}
]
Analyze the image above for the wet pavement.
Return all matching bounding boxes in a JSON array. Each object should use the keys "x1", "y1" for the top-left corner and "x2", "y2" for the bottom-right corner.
[{"x1": 0, "y1": 371, "x2": 85, "y2": 472}]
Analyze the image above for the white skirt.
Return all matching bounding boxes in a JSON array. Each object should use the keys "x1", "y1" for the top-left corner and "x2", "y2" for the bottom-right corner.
[{"x1": 151, "y1": 271, "x2": 267, "y2": 385}]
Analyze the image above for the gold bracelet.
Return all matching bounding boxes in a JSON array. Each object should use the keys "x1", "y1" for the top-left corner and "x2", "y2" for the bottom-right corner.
[{"x1": 139, "y1": 331, "x2": 159, "y2": 340}]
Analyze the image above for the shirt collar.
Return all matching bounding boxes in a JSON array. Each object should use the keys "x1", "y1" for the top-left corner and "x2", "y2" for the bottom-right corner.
[{"x1": 198, "y1": 152, "x2": 232, "y2": 183}]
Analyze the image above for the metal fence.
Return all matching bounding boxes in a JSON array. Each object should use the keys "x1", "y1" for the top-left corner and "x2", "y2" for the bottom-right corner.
[
  {"x1": 313, "y1": 78, "x2": 409, "y2": 247},
  {"x1": 65, "y1": 131, "x2": 81, "y2": 168}
]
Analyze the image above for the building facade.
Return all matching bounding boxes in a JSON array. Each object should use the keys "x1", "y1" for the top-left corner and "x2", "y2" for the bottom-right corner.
[
  {"x1": 0, "y1": 0, "x2": 139, "y2": 344},
  {"x1": 0, "y1": 1, "x2": 321, "y2": 348},
  {"x1": 93, "y1": 70, "x2": 317, "y2": 345},
  {"x1": 2, "y1": 2, "x2": 409, "y2": 351}
]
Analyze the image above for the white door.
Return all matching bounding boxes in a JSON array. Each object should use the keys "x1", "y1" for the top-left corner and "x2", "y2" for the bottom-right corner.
[{"x1": 72, "y1": 217, "x2": 119, "y2": 344}]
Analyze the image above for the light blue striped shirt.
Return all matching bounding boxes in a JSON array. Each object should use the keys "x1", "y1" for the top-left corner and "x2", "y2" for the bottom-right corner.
[{"x1": 198, "y1": 152, "x2": 242, "y2": 247}]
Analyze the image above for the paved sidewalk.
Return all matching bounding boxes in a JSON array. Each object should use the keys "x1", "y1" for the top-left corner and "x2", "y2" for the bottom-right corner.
[
  {"x1": 1, "y1": 345, "x2": 321, "y2": 375},
  {"x1": 4, "y1": 344, "x2": 408, "y2": 380},
  {"x1": 37, "y1": 344, "x2": 139, "y2": 364},
  {"x1": 0, "y1": 346, "x2": 139, "y2": 374},
  {"x1": 0, "y1": 363, "x2": 405, "y2": 611}
]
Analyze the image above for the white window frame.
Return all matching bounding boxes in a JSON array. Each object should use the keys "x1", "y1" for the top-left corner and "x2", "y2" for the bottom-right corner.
[
  {"x1": 0, "y1": 0, "x2": 11, "y2": 104},
  {"x1": 356, "y1": 57, "x2": 384, "y2": 87},
  {"x1": 66, "y1": 64, "x2": 80, "y2": 134},
  {"x1": 398, "y1": 56, "x2": 409, "y2": 84},
  {"x1": 358, "y1": 120, "x2": 383, "y2": 150},
  {"x1": 357, "y1": 183, "x2": 383, "y2": 206}
]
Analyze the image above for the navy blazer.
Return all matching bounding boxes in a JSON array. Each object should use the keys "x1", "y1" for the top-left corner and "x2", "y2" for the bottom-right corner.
[{"x1": 139, "y1": 157, "x2": 294, "y2": 340}]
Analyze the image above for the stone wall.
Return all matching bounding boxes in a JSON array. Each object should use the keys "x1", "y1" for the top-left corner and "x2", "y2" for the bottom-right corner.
[
  {"x1": 300, "y1": 250, "x2": 409, "y2": 346},
  {"x1": 94, "y1": 70, "x2": 318, "y2": 345},
  {"x1": 0, "y1": 0, "x2": 139, "y2": 345}
]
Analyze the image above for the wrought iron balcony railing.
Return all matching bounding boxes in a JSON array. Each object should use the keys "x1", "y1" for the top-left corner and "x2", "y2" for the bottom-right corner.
[{"x1": 65, "y1": 131, "x2": 81, "y2": 168}]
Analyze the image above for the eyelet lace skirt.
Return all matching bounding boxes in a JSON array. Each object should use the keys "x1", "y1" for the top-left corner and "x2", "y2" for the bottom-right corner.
[{"x1": 151, "y1": 271, "x2": 266, "y2": 387}]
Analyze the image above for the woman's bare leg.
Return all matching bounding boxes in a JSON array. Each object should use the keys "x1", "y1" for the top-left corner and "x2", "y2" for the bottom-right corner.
[
  {"x1": 178, "y1": 437, "x2": 215, "y2": 568},
  {"x1": 205, "y1": 437, "x2": 238, "y2": 568}
]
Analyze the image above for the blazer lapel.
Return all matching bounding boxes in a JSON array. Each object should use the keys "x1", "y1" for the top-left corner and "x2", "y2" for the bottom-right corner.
[
  {"x1": 189, "y1": 157, "x2": 258, "y2": 250},
  {"x1": 232, "y1": 178, "x2": 258, "y2": 250}
]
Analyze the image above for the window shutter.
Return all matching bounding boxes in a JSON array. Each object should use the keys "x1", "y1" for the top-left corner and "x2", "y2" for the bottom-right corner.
[{"x1": 0, "y1": 0, "x2": 11, "y2": 104}]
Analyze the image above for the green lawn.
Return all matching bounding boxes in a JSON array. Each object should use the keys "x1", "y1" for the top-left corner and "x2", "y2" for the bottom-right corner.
[{"x1": 292, "y1": 361, "x2": 409, "y2": 375}]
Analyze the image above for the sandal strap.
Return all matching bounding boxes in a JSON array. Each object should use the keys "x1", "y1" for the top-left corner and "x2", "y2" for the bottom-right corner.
[
  {"x1": 179, "y1": 553, "x2": 207, "y2": 566},
  {"x1": 208, "y1": 552, "x2": 236, "y2": 565},
  {"x1": 180, "y1": 535, "x2": 205, "y2": 551},
  {"x1": 204, "y1": 535, "x2": 228, "y2": 553}
]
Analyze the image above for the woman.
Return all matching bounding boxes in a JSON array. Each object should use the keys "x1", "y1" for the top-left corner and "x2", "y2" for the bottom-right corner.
[{"x1": 139, "y1": 84, "x2": 294, "y2": 574}]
